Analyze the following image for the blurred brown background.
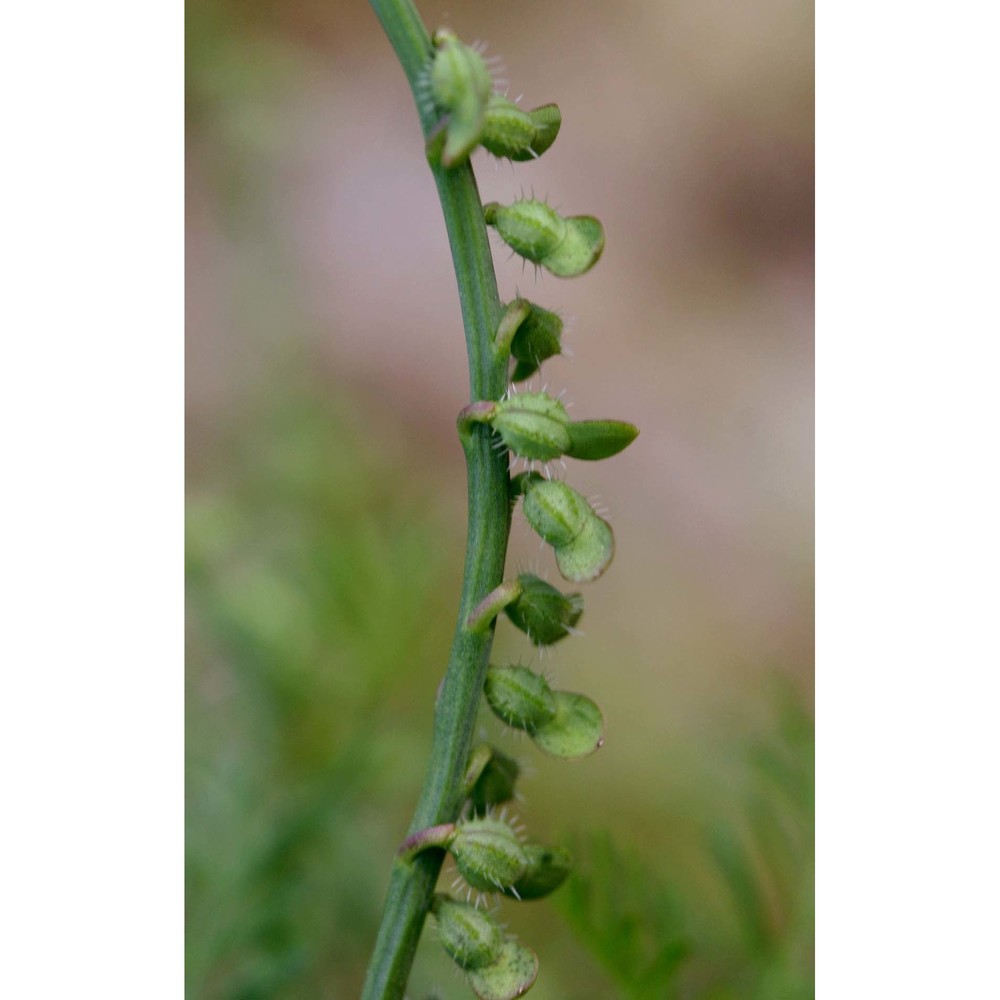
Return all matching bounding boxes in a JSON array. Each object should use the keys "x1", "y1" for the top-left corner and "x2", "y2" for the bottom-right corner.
[{"x1": 187, "y1": 0, "x2": 813, "y2": 996}]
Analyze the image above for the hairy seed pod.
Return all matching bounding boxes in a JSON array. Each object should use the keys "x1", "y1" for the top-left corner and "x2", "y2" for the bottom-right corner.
[
  {"x1": 480, "y1": 97, "x2": 563, "y2": 162},
  {"x1": 433, "y1": 895, "x2": 504, "y2": 970},
  {"x1": 430, "y1": 29, "x2": 493, "y2": 167},
  {"x1": 530, "y1": 690, "x2": 605, "y2": 759},
  {"x1": 484, "y1": 199, "x2": 567, "y2": 263},
  {"x1": 485, "y1": 664, "x2": 558, "y2": 731},
  {"x1": 553, "y1": 512, "x2": 615, "y2": 583},
  {"x1": 468, "y1": 747, "x2": 521, "y2": 814},
  {"x1": 503, "y1": 844, "x2": 572, "y2": 900},
  {"x1": 542, "y1": 214, "x2": 605, "y2": 277},
  {"x1": 523, "y1": 103, "x2": 561, "y2": 158},
  {"x1": 566, "y1": 419, "x2": 640, "y2": 461},
  {"x1": 509, "y1": 299, "x2": 563, "y2": 381},
  {"x1": 449, "y1": 816, "x2": 529, "y2": 892},
  {"x1": 504, "y1": 573, "x2": 583, "y2": 646},
  {"x1": 465, "y1": 937, "x2": 539, "y2": 1000},
  {"x1": 485, "y1": 199, "x2": 605, "y2": 278},
  {"x1": 480, "y1": 95, "x2": 537, "y2": 159},
  {"x1": 521, "y1": 477, "x2": 614, "y2": 581},
  {"x1": 521, "y1": 478, "x2": 592, "y2": 548},
  {"x1": 491, "y1": 391, "x2": 572, "y2": 461}
]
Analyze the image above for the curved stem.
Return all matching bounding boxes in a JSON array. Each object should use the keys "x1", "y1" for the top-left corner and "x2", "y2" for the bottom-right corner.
[{"x1": 362, "y1": 2, "x2": 510, "y2": 998}]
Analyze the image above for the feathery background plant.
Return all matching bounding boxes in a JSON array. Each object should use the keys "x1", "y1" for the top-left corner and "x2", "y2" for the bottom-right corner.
[{"x1": 186, "y1": 0, "x2": 814, "y2": 996}]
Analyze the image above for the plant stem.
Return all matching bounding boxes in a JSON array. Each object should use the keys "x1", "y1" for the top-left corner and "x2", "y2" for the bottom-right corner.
[{"x1": 361, "y1": 2, "x2": 511, "y2": 998}]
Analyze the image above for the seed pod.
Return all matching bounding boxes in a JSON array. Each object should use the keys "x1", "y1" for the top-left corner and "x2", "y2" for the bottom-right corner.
[
  {"x1": 484, "y1": 199, "x2": 566, "y2": 264},
  {"x1": 484, "y1": 664, "x2": 557, "y2": 731},
  {"x1": 544, "y1": 214, "x2": 605, "y2": 277},
  {"x1": 521, "y1": 477, "x2": 615, "y2": 582},
  {"x1": 566, "y1": 419, "x2": 639, "y2": 461},
  {"x1": 485, "y1": 199, "x2": 605, "y2": 278},
  {"x1": 491, "y1": 392, "x2": 571, "y2": 461},
  {"x1": 504, "y1": 573, "x2": 583, "y2": 646},
  {"x1": 480, "y1": 96, "x2": 563, "y2": 162},
  {"x1": 449, "y1": 816, "x2": 529, "y2": 892},
  {"x1": 480, "y1": 95, "x2": 537, "y2": 159},
  {"x1": 433, "y1": 895, "x2": 504, "y2": 970},
  {"x1": 553, "y1": 513, "x2": 615, "y2": 583},
  {"x1": 468, "y1": 747, "x2": 521, "y2": 814},
  {"x1": 509, "y1": 300, "x2": 563, "y2": 381},
  {"x1": 523, "y1": 104, "x2": 561, "y2": 158},
  {"x1": 521, "y1": 478, "x2": 592, "y2": 549},
  {"x1": 530, "y1": 690, "x2": 605, "y2": 759},
  {"x1": 503, "y1": 844, "x2": 572, "y2": 900},
  {"x1": 465, "y1": 937, "x2": 539, "y2": 1000},
  {"x1": 430, "y1": 30, "x2": 493, "y2": 167}
]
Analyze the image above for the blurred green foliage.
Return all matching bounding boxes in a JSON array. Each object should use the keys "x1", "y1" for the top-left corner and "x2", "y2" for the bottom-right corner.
[
  {"x1": 187, "y1": 388, "x2": 458, "y2": 998},
  {"x1": 557, "y1": 687, "x2": 813, "y2": 999}
]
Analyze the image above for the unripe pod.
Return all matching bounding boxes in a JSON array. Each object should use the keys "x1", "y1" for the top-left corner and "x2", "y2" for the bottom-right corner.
[
  {"x1": 504, "y1": 573, "x2": 583, "y2": 646},
  {"x1": 543, "y1": 214, "x2": 605, "y2": 277},
  {"x1": 449, "y1": 816, "x2": 529, "y2": 892},
  {"x1": 480, "y1": 95, "x2": 537, "y2": 160},
  {"x1": 430, "y1": 29, "x2": 493, "y2": 167},
  {"x1": 530, "y1": 690, "x2": 605, "y2": 759},
  {"x1": 523, "y1": 104, "x2": 561, "y2": 159},
  {"x1": 503, "y1": 844, "x2": 572, "y2": 901},
  {"x1": 465, "y1": 937, "x2": 539, "y2": 1000},
  {"x1": 468, "y1": 747, "x2": 521, "y2": 814},
  {"x1": 521, "y1": 478, "x2": 592, "y2": 548},
  {"x1": 484, "y1": 664, "x2": 557, "y2": 731},
  {"x1": 485, "y1": 199, "x2": 605, "y2": 278},
  {"x1": 521, "y1": 478, "x2": 615, "y2": 583},
  {"x1": 484, "y1": 200, "x2": 566, "y2": 263},
  {"x1": 491, "y1": 392, "x2": 571, "y2": 461},
  {"x1": 509, "y1": 300, "x2": 563, "y2": 381},
  {"x1": 433, "y1": 895, "x2": 504, "y2": 970},
  {"x1": 480, "y1": 97, "x2": 563, "y2": 162},
  {"x1": 553, "y1": 514, "x2": 615, "y2": 583}
]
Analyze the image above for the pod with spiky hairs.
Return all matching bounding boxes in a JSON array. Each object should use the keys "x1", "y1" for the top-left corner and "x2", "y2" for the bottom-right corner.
[
  {"x1": 491, "y1": 391, "x2": 572, "y2": 461},
  {"x1": 484, "y1": 664, "x2": 558, "y2": 732},
  {"x1": 448, "y1": 816, "x2": 529, "y2": 893},
  {"x1": 480, "y1": 96, "x2": 563, "y2": 161},
  {"x1": 432, "y1": 894, "x2": 504, "y2": 970},
  {"x1": 484, "y1": 198, "x2": 605, "y2": 277},
  {"x1": 429, "y1": 29, "x2": 493, "y2": 167},
  {"x1": 504, "y1": 573, "x2": 583, "y2": 646},
  {"x1": 521, "y1": 477, "x2": 615, "y2": 582}
]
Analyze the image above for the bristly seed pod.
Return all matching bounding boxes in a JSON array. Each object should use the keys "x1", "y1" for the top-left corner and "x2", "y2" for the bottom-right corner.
[
  {"x1": 433, "y1": 894, "x2": 504, "y2": 970},
  {"x1": 504, "y1": 573, "x2": 583, "y2": 646},
  {"x1": 521, "y1": 477, "x2": 615, "y2": 583},
  {"x1": 491, "y1": 391, "x2": 572, "y2": 461},
  {"x1": 502, "y1": 844, "x2": 572, "y2": 901},
  {"x1": 484, "y1": 199, "x2": 566, "y2": 264},
  {"x1": 484, "y1": 664, "x2": 557, "y2": 732},
  {"x1": 524, "y1": 104, "x2": 561, "y2": 158},
  {"x1": 530, "y1": 690, "x2": 605, "y2": 759},
  {"x1": 465, "y1": 937, "x2": 539, "y2": 1000},
  {"x1": 509, "y1": 299, "x2": 563, "y2": 381},
  {"x1": 480, "y1": 95, "x2": 563, "y2": 161},
  {"x1": 468, "y1": 746, "x2": 521, "y2": 814},
  {"x1": 480, "y1": 95, "x2": 536, "y2": 160},
  {"x1": 448, "y1": 816, "x2": 529, "y2": 892},
  {"x1": 484, "y1": 199, "x2": 605, "y2": 278},
  {"x1": 430, "y1": 29, "x2": 493, "y2": 167}
]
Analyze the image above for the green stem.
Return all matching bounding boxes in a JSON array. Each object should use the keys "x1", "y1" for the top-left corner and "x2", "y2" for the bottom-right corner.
[{"x1": 362, "y1": 2, "x2": 510, "y2": 998}]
